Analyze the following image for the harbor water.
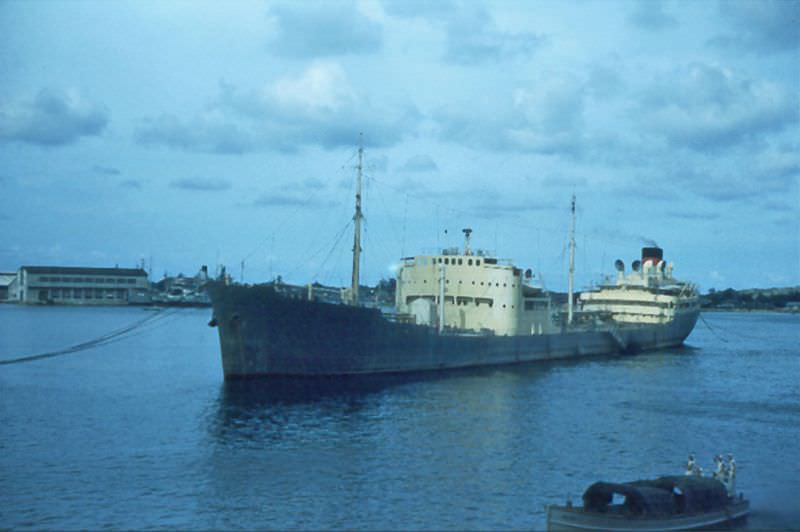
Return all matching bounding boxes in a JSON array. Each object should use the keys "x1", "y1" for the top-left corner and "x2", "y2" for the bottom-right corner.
[{"x1": 1, "y1": 305, "x2": 798, "y2": 530}]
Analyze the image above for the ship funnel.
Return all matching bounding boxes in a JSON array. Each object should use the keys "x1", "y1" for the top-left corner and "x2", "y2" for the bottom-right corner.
[
  {"x1": 642, "y1": 246, "x2": 663, "y2": 266},
  {"x1": 614, "y1": 259, "x2": 625, "y2": 272},
  {"x1": 462, "y1": 228, "x2": 473, "y2": 256}
]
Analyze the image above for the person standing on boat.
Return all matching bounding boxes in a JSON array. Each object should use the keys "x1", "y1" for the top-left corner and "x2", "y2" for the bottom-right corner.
[
  {"x1": 685, "y1": 453, "x2": 696, "y2": 475},
  {"x1": 727, "y1": 454, "x2": 736, "y2": 496},
  {"x1": 713, "y1": 455, "x2": 724, "y2": 480}
]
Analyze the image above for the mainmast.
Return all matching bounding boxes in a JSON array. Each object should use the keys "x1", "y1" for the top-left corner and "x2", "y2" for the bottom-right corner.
[
  {"x1": 567, "y1": 194, "x2": 576, "y2": 325},
  {"x1": 350, "y1": 134, "x2": 364, "y2": 305}
]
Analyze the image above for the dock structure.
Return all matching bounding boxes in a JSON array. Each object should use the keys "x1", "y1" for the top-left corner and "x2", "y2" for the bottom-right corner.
[{"x1": 8, "y1": 266, "x2": 150, "y2": 305}]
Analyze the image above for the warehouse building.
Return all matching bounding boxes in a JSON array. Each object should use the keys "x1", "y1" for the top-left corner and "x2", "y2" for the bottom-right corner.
[
  {"x1": 8, "y1": 266, "x2": 150, "y2": 305},
  {"x1": 0, "y1": 272, "x2": 16, "y2": 301}
]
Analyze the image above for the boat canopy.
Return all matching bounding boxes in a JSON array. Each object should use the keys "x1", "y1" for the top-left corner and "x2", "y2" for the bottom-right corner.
[{"x1": 583, "y1": 476, "x2": 729, "y2": 516}]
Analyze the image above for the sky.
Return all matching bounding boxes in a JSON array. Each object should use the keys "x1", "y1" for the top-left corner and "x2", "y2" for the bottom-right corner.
[{"x1": 1, "y1": 0, "x2": 798, "y2": 292}]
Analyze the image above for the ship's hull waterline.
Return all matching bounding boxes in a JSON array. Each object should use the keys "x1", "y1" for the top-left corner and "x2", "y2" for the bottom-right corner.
[{"x1": 207, "y1": 283, "x2": 699, "y2": 379}]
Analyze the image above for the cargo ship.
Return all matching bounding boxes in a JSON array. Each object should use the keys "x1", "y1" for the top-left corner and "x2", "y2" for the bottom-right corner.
[{"x1": 206, "y1": 146, "x2": 699, "y2": 378}]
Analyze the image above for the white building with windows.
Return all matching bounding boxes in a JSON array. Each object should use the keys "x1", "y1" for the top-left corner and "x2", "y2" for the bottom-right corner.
[
  {"x1": 8, "y1": 266, "x2": 150, "y2": 305},
  {"x1": 0, "y1": 272, "x2": 16, "y2": 301}
]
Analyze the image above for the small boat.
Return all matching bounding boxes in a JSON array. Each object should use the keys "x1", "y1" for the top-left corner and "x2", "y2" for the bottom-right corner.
[{"x1": 547, "y1": 474, "x2": 749, "y2": 531}]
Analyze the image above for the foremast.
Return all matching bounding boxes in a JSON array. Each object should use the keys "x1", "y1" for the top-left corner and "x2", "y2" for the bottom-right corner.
[
  {"x1": 567, "y1": 194, "x2": 576, "y2": 325},
  {"x1": 350, "y1": 134, "x2": 364, "y2": 305}
]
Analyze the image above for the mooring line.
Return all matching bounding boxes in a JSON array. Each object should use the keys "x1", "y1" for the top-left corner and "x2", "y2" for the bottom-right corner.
[
  {"x1": 0, "y1": 308, "x2": 180, "y2": 366},
  {"x1": 699, "y1": 313, "x2": 729, "y2": 344}
]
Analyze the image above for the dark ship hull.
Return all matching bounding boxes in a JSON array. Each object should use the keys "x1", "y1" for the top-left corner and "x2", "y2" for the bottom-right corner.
[
  {"x1": 206, "y1": 282, "x2": 699, "y2": 379},
  {"x1": 547, "y1": 501, "x2": 749, "y2": 532}
]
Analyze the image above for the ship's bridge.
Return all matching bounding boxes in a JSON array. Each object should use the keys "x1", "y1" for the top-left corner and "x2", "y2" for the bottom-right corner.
[{"x1": 395, "y1": 229, "x2": 552, "y2": 335}]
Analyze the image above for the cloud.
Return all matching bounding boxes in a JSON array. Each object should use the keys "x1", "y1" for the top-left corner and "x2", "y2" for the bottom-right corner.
[
  {"x1": 470, "y1": 196, "x2": 558, "y2": 220},
  {"x1": 434, "y1": 74, "x2": 585, "y2": 155},
  {"x1": 120, "y1": 179, "x2": 143, "y2": 189},
  {"x1": 303, "y1": 177, "x2": 326, "y2": 190},
  {"x1": 709, "y1": 0, "x2": 800, "y2": 54},
  {"x1": 93, "y1": 164, "x2": 121, "y2": 175},
  {"x1": 267, "y1": 1, "x2": 382, "y2": 57},
  {"x1": 400, "y1": 154, "x2": 438, "y2": 172},
  {"x1": 135, "y1": 112, "x2": 254, "y2": 154},
  {"x1": 382, "y1": 0, "x2": 455, "y2": 18},
  {"x1": 627, "y1": 1, "x2": 677, "y2": 30},
  {"x1": 0, "y1": 88, "x2": 109, "y2": 146},
  {"x1": 136, "y1": 62, "x2": 420, "y2": 153},
  {"x1": 539, "y1": 174, "x2": 589, "y2": 189},
  {"x1": 249, "y1": 192, "x2": 335, "y2": 208},
  {"x1": 761, "y1": 199, "x2": 796, "y2": 213},
  {"x1": 443, "y1": 5, "x2": 546, "y2": 64},
  {"x1": 170, "y1": 177, "x2": 232, "y2": 191},
  {"x1": 637, "y1": 63, "x2": 798, "y2": 150},
  {"x1": 668, "y1": 211, "x2": 720, "y2": 221}
]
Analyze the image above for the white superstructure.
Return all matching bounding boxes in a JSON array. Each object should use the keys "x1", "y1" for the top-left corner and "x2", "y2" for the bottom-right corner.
[
  {"x1": 580, "y1": 247, "x2": 699, "y2": 325},
  {"x1": 395, "y1": 229, "x2": 553, "y2": 336}
]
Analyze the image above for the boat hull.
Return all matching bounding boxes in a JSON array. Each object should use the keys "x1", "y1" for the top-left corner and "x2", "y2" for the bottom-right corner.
[
  {"x1": 547, "y1": 499, "x2": 749, "y2": 531},
  {"x1": 206, "y1": 283, "x2": 699, "y2": 378}
]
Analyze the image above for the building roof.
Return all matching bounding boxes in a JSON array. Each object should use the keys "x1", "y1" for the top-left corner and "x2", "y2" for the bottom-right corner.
[
  {"x1": 0, "y1": 273, "x2": 16, "y2": 287},
  {"x1": 20, "y1": 266, "x2": 148, "y2": 277}
]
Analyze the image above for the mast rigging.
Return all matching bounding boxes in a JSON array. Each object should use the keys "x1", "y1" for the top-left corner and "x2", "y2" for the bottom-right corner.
[{"x1": 350, "y1": 133, "x2": 364, "y2": 305}]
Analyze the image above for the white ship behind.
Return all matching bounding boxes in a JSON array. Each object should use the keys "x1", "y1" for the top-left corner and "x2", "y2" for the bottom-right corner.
[{"x1": 580, "y1": 247, "x2": 700, "y2": 326}]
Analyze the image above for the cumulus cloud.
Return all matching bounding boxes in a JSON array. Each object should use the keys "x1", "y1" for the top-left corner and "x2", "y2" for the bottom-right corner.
[
  {"x1": 400, "y1": 154, "x2": 438, "y2": 172},
  {"x1": 638, "y1": 63, "x2": 798, "y2": 150},
  {"x1": 434, "y1": 74, "x2": 586, "y2": 155},
  {"x1": 627, "y1": 1, "x2": 677, "y2": 30},
  {"x1": 384, "y1": 1, "x2": 546, "y2": 64},
  {"x1": 267, "y1": 1, "x2": 382, "y2": 57},
  {"x1": 709, "y1": 0, "x2": 800, "y2": 54},
  {"x1": 443, "y1": 5, "x2": 546, "y2": 64},
  {"x1": 170, "y1": 177, "x2": 232, "y2": 191},
  {"x1": 136, "y1": 62, "x2": 420, "y2": 153},
  {"x1": 0, "y1": 88, "x2": 109, "y2": 146}
]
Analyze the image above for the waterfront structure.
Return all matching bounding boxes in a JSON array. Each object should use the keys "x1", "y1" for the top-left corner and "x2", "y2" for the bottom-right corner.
[
  {"x1": 0, "y1": 272, "x2": 15, "y2": 301},
  {"x1": 9, "y1": 266, "x2": 150, "y2": 305},
  {"x1": 151, "y1": 266, "x2": 211, "y2": 306}
]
